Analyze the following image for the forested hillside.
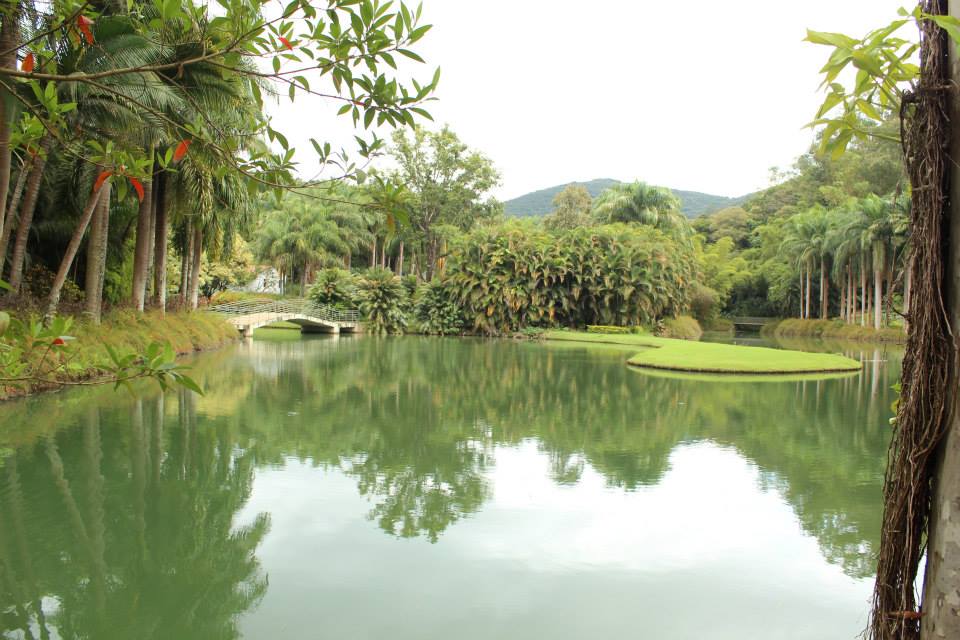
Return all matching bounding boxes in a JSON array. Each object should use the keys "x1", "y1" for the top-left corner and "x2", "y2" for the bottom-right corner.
[{"x1": 504, "y1": 178, "x2": 751, "y2": 218}]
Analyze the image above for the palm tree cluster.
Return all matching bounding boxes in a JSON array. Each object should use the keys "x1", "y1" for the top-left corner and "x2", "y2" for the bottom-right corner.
[
  {"x1": 0, "y1": 1, "x2": 261, "y2": 321},
  {"x1": 0, "y1": 0, "x2": 436, "y2": 323},
  {"x1": 254, "y1": 191, "x2": 375, "y2": 296},
  {"x1": 780, "y1": 194, "x2": 909, "y2": 329}
]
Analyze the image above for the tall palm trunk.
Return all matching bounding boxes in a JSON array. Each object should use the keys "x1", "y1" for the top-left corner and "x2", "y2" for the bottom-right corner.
[
  {"x1": 179, "y1": 220, "x2": 192, "y2": 305},
  {"x1": 153, "y1": 172, "x2": 169, "y2": 312},
  {"x1": 861, "y1": 255, "x2": 867, "y2": 327},
  {"x1": 874, "y1": 263, "x2": 883, "y2": 330},
  {"x1": 370, "y1": 238, "x2": 377, "y2": 268},
  {"x1": 840, "y1": 270, "x2": 846, "y2": 322},
  {"x1": 131, "y1": 159, "x2": 155, "y2": 311},
  {"x1": 820, "y1": 256, "x2": 828, "y2": 319},
  {"x1": 85, "y1": 181, "x2": 111, "y2": 323},
  {"x1": 188, "y1": 223, "x2": 202, "y2": 309},
  {"x1": 45, "y1": 183, "x2": 107, "y2": 320},
  {"x1": 0, "y1": 154, "x2": 30, "y2": 265},
  {"x1": 0, "y1": 4, "x2": 22, "y2": 252},
  {"x1": 800, "y1": 264, "x2": 807, "y2": 320},
  {"x1": 848, "y1": 264, "x2": 855, "y2": 324},
  {"x1": 805, "y1": 261, "x2": 812, "y2": 320},
  {"x1": 886, "y1": 252, "x2": 895, "y2": 327},
  {"x1": 397, "y1": 240, "x2": 404, "y2": 276},
  {"x1": 6, "y1": 136, "x2": 52, "y2": 291}
]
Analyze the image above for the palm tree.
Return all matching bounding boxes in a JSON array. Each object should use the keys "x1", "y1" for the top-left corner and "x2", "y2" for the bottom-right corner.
[
  {"x1": 592, "y1": 181, "x2": 688, "y2": 237},
  {"x1": 844, "y1": 195, "x2": 902, "y2": 329}
]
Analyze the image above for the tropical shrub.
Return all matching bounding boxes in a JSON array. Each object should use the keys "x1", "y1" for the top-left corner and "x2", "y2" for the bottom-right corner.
[
  {"x1": 586, "y1": 325, "x2": 631, "y2": 334},
  {"x1": 413, "y1": 279, "x2": 465, "y2": 335},
  {"x1": 309, "y1": 268, "x2": 359, "y2": 310},
  {"x1": 444, "y1": 223, "x2": 698, "y2": 335},
  {"x1": 688, "y1": 282, "x2": 720, "y2": 324},
  {"x1": 658, "y1": 316, "x2": 703, "y2": 340},
  {"x1": 358, "y1": 268, "x2": 408, "y2": 335}
]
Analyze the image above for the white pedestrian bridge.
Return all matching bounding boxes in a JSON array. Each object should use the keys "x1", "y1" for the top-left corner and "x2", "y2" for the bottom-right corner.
[{"x1": 211, "y1": 298, "x2": 360, "y2": 336}]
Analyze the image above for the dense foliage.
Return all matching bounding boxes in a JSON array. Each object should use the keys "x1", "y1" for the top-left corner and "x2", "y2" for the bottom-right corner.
[
  {"x1": 412, "y1": 278, "x2": 465, "y2": 335},
  {"x1": 358, "y1": 268, "x2": 408, "y2": 335},
  {"x1": 308, "y1": 268, "x2": 359, "y2": 310},
  {"x1": 443, "y1": 223, "x2": 697, "y2": 335}
]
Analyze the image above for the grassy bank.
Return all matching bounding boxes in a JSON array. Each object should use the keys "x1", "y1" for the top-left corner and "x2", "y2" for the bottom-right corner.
[
  {"x1": 1, "y1": 310, "x2": 238, "y2": 399},
  {"x1": 766, "y1": 318, "x2": 906, "y2": 344},
  {"x1": 542, "y1": 330, "x2": 862, "y2": 375}
]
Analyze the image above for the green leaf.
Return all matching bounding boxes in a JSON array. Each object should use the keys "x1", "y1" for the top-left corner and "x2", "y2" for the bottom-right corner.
[
  {"x1": 174, "y1": 374, "x2": 205, "y2": 395},
  {"x1": 929, "y1": 15, "x2": 960, "y2": 45},
  {"x1": 805, "y1": 30, "x2": 858, "y2": 48}
]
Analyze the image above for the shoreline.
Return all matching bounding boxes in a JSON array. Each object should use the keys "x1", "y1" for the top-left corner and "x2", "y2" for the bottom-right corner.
[{"x1": 0, "y1": 310, "x2": 239, "y2": 401}]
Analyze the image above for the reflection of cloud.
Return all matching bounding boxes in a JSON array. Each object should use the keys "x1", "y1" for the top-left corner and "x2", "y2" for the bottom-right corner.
[
  {"x1": 463, "y1": 441, "x2": 867, "y2": 587},
  {"x1": 238, "y1": 441, "x2": 873, "y2": 640}
]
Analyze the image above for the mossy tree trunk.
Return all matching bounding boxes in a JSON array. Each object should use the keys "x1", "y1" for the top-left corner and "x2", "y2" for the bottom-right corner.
[
  {"x1": 0, "y1": 3, "x2": 21, "y2": 257},
  {"x1": 153, "y1": 172, "x2": 169, "y2": 313},
  {"x1": 84, "y1": 181, "x2": 111, "y2": 323},
  {"x1": 920, "y1": 3, "x2": 960, "y2": 634},
  {"x1": 44, "y1": 183, "x2": 106, "y2": 320},
  {"x1": 187, "y1": 223, "x2": 201, "y2": 310},
  {"x1": 6, "y1": 135, "x2": 52, "y2": 292},
  {"x1": 131, "y1": 154, "x2": 155, "y2": 311}
]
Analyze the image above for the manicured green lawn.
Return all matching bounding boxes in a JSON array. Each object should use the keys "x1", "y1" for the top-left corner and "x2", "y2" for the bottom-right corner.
[{"x1": 542, "y1": 330, "x2": 862, "y2": 375}]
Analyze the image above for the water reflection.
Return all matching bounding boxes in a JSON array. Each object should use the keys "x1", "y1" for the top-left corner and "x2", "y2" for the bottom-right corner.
[{"x1": 0, "y1": 333, "x2": 897, "y2": 639}]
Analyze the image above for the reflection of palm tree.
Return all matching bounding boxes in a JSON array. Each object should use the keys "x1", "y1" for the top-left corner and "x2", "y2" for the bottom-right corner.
[{"x1": 0, "y1": 390, "x2": 270, "y2": 639}]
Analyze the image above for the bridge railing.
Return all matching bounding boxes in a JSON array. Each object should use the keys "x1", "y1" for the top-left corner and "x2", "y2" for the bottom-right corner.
[
  {"x1": 210, "y1": 298, "x2": 359, "y2": 325},
  {"x1": 729, "y1": 316, "x2": 777, "y2": 326}
]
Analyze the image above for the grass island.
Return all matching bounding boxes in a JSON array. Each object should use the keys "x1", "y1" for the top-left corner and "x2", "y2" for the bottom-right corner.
[{"x1": 542, "y1": 330, "x2": 862, "y2": 375}]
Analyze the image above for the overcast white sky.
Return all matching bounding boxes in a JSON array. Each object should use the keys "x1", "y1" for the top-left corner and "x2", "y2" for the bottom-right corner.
[{"x1": 269, "y1": 0, "x2": 909, "y2": 200}]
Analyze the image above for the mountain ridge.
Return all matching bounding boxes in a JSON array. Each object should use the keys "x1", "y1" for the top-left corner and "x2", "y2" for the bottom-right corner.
[{"x1": 503, "y1": 178, "x2": 753, "y2": 219}]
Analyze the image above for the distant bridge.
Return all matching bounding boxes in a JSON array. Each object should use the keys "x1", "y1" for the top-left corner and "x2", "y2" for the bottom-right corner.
[
  {"x1": 211, "y1": 298, "x2": 360, "y2": 337},
  {"x1": 729, "y1": 316, "x2": 776, "y2": 331}
]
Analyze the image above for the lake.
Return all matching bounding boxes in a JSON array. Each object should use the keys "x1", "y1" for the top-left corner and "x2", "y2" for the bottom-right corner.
[{"x1": 0, "y1": 332, "x2": 902, "y2": 639}]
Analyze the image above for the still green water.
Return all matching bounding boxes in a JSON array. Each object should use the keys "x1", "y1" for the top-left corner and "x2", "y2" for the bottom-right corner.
[{"x1": 0, "y1": 333, "x2": 901, "y2": 639}]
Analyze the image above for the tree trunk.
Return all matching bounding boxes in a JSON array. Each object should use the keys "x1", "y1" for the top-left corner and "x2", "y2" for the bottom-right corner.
[
  {"x1": 887, "y1": 253, "x2": 895, "y2": 327},
  {"x1": 131, "y1": 158, "x2": 155, "y2": 311},
  {"x1": 874, "y1": 264, "x2": 883, "y2": 330},
  {"x1": 179, "y1": 220, "x2": 192, "y2": 305},
  {"x1": 6, "y1": 136, "x2": 52, "y2": 291},
  {"x1": 0, "y1": 4, "x2": 22, "y2": 255},
  {"x1": 370, "y1": 238, "x2": 376, "y2": 268},
  {"x1": 820, "y1": 256, "x2": 829, "y2": 319},
  {"x1": 840, "y1": 270, "x2": 847, "y2": 322},
  {"x1": 397, "y1": 240, "x2": 404, "y2": 276},
  {"x1": 799, "y1": 267, "x2": 804, "y2": 318},
  {"x1": 188, "y1": 223, "x2": 201, "y2": 310},
  {"x1": 920, "y1": 4, "x2": 960, "y2": 634},
  {"x1": 0, "y1": 153, "x2": 29, "y2": 262},
  {"x1": 904, "y1": 254, "x2": 913, "y2": 333},
  {"x1": 861, "y1": 256, "x2": 868, "y2": 326},
  {"x1": 153, "y1": 172, "x2": 169, "y2": 312},
  {"x1": 805, "y1": 262, "x2": 812, "y2": 320},
  {"x1": 85, "y1": 181, "x2": 111, "y2": 323},
  {"x1": 851, "y1": 264, "x2": 857, "y2": 323},
  {"x1": 44, "y1": 185, "x2": 106, "y2": 320},
  {"x1": 300, "y1": 264, "x2": 307, "y2": 297}
]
